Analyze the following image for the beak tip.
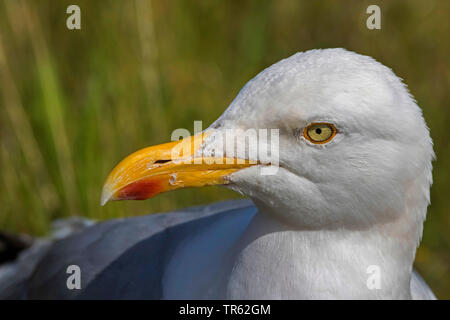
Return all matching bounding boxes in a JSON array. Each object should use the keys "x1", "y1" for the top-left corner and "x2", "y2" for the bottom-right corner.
[{"x1": 100, "y1": 185, "x2": 113, "y2": 206}]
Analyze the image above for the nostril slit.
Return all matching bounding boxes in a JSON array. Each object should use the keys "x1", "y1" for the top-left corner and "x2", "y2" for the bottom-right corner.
[{"x1": 154, "y1": 159, "x2": 171, "y2": 164}]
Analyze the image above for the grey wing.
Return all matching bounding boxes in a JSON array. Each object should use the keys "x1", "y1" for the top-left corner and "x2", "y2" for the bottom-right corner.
[
  {"x1": 0, "y1": 199, "x2": 256, "y2": 299},
  {"x1": 410, "y1": 269, "x2": 436, "y2": 300},
  {"x1": 0, "y1": 240, "x2": 52, "y2": 299}
]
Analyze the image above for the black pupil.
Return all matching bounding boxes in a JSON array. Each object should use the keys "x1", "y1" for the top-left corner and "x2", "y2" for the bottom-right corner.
[{"x1": 315, "y1": 128, "x2": 322, "y2": 135}]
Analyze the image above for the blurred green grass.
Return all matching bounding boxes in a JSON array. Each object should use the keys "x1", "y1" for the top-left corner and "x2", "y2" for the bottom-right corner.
[{"x1": 0, "y1": 0, "x2": 448, "y2": 298}]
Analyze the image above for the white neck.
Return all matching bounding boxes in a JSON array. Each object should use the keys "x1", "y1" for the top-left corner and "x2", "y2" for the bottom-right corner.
[{"x1": 226, "y1": 208, "x2": 417, "y2": 299}]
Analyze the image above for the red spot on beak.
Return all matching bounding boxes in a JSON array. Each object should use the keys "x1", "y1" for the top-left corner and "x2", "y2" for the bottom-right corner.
[{"x1": 117, "y1": 178, "x2": 165, "y2": 200}]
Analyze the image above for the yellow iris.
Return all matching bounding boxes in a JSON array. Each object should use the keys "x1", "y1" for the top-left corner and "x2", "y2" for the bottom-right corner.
[{"x1": 304, "y1": 123, "x2": 337, "y2": 144}]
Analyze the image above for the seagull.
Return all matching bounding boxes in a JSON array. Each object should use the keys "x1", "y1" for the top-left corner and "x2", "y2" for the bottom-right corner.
[{"x1": 0, "y1": 48, "x2": 435, "y2": 299}]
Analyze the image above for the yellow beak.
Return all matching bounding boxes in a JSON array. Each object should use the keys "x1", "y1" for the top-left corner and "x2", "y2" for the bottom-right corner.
[{"x1": 101, "y1": 131, "x2": 256, "y2": 205}]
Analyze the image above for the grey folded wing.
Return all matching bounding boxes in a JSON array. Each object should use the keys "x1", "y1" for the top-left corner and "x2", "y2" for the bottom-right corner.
[
  {"x1": 0, "y1": 199, "x2": 256, "y2": 299},
  {"x1": 410, "y1": 269, "x2": 436, "y2": 300}
]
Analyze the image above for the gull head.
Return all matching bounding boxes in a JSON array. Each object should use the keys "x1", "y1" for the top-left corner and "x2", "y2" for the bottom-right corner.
[{"x1": 102, "y1": 49, "x2": 434, "y2": 236}]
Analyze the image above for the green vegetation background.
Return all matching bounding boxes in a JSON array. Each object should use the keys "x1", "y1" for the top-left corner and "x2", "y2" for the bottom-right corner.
[{"x1": 0, "y1": 0, "x2": 448, "y2": 298}]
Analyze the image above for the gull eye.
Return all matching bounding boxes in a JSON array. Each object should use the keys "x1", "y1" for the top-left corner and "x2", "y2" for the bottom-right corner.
[{"x1": 303, "y1": 123, "x2": 337, "y2": 144}]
